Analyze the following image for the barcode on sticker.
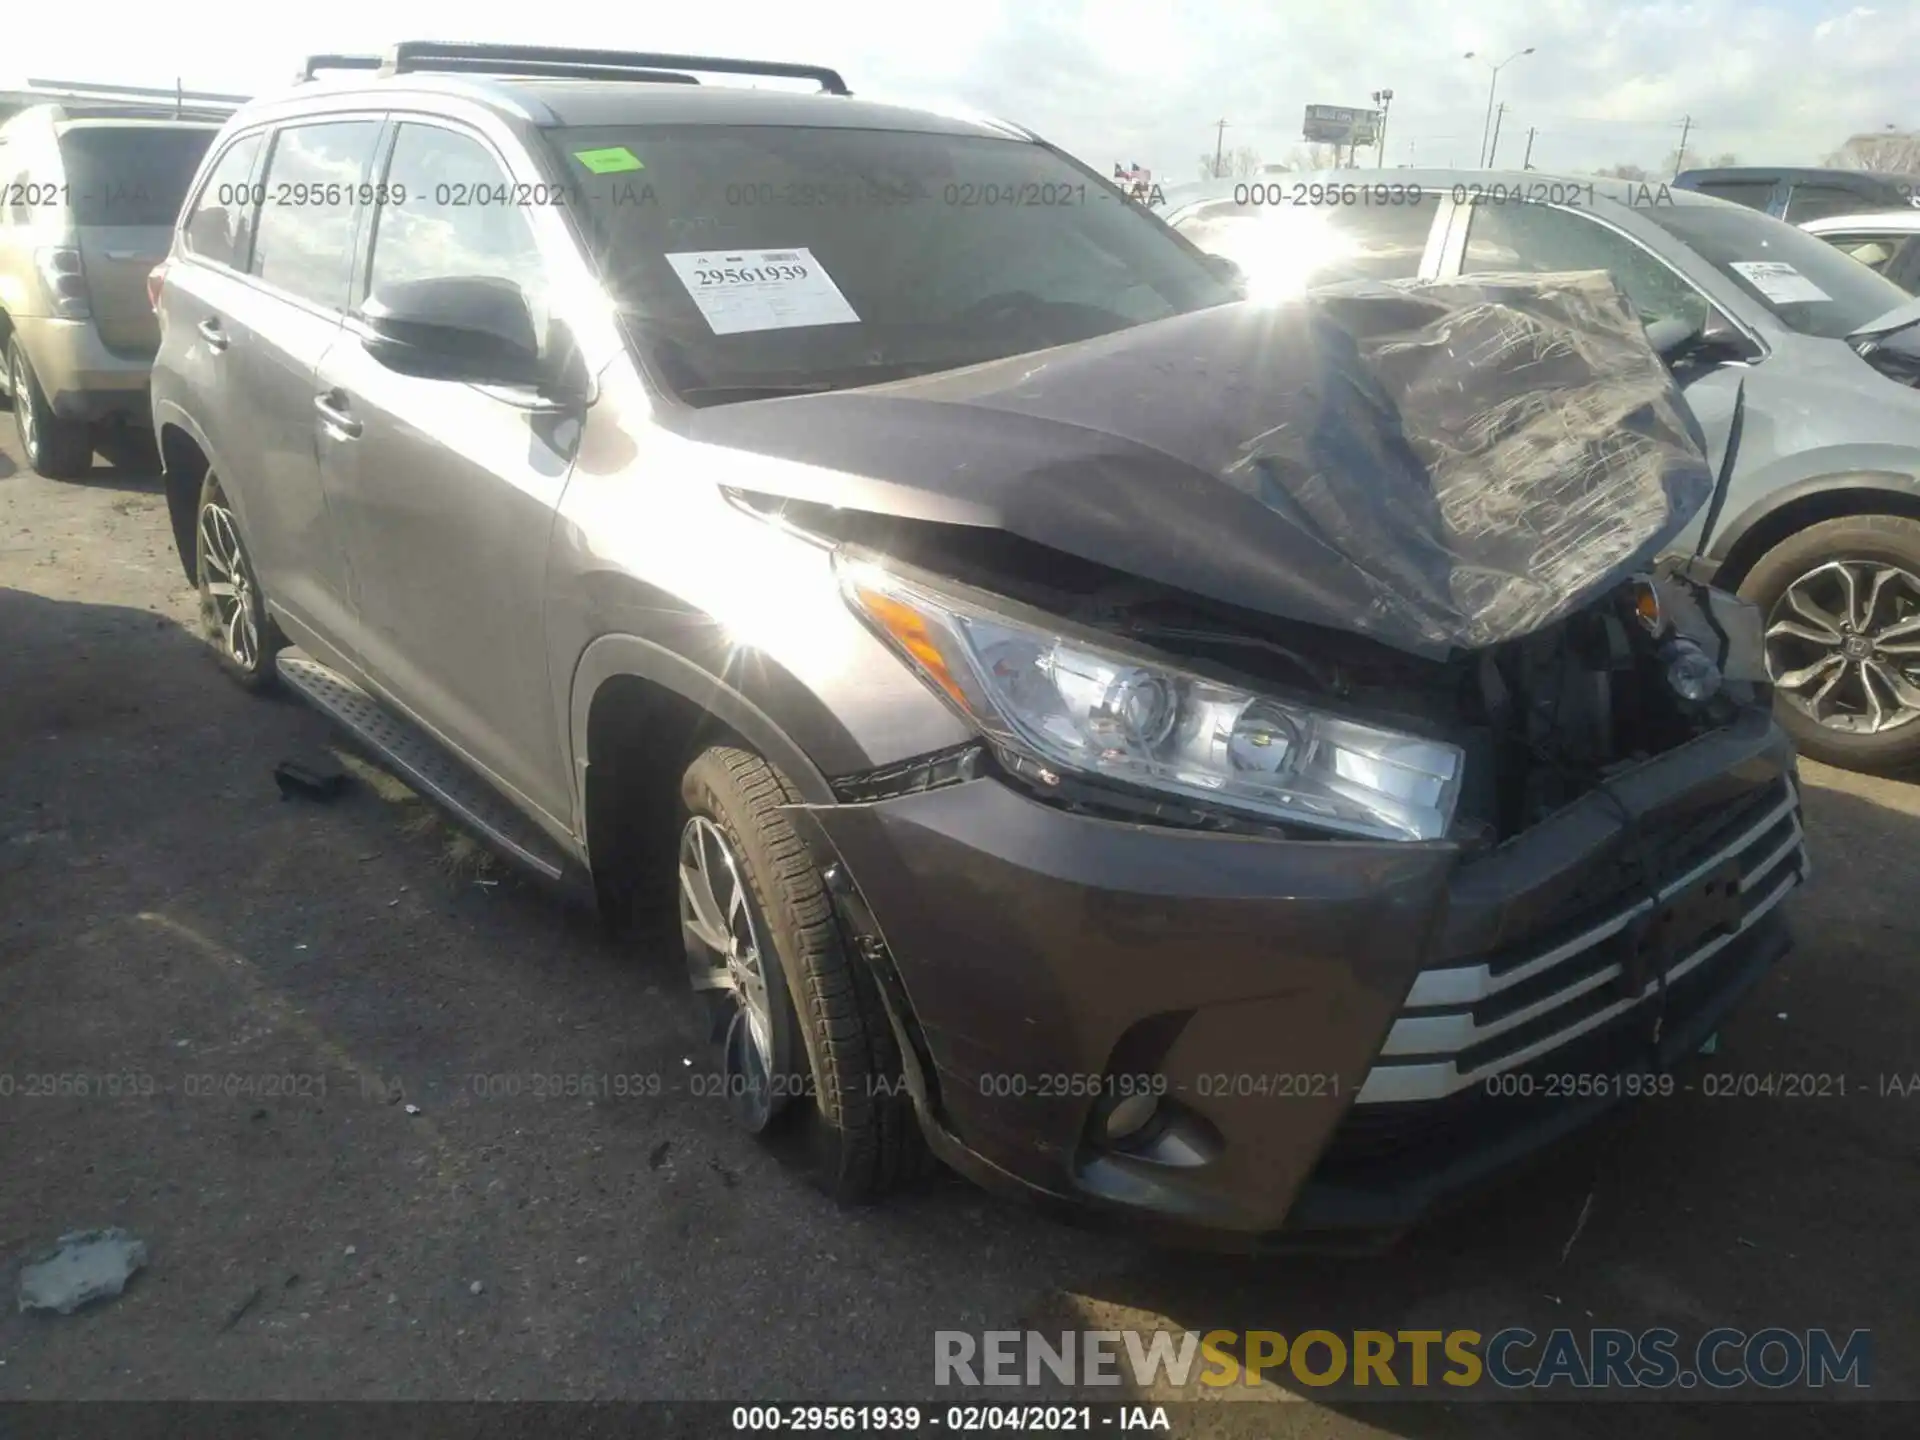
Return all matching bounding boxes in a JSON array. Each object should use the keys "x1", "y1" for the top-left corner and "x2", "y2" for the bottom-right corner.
[{"x1": 763, "y1": 251, "x2": 800, "y2": 261}]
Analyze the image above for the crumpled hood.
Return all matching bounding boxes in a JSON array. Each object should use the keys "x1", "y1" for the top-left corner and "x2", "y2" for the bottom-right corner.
[{"x1": 685, "y1": 271, "x2": 1715, "y2": 660}]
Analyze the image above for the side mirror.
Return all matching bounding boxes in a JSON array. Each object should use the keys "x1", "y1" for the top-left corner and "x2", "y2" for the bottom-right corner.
[
  {"x1": 1698, "y1": 308, "x2": 1759, "y2": 361},
  {"x1": 1647, "y1": 309, "x2": 1756, "y2": 366},
  {"x1": 1646, "y1": 315, "x2": 1705, "y2": 359},
  {"x1": 359, "y1": 276, "x2": 547, "y2": 387},
  {"x1": 1856, "y1": 324, "x2": 1920, "y2": 387}
]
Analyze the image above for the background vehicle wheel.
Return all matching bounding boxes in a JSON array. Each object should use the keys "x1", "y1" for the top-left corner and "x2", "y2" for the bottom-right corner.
[
  {"x1": 194, "y1": 470, "x2": 282, "y2": 691},
  {"x1": 677, "y1": 745, "x2": 928, "y2": 1200},
  {"x1": 8, "y1": 338, "x2": 95, "y2": 479},
  {"x1": 1739, "y1": 514, "x2": 1920, "y2": 773}
]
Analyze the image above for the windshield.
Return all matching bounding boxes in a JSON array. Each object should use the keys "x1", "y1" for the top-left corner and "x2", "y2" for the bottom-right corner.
[
  {"x1": 1169, "y1": 189, "x2": 1439, "y2": 299},
  {"x1": 57, "y1": 126, "x2": 215, "y2": 227},
  {"x1": 544, "y1": 124, "x2": 1235, "y2": 403},
  {"x1": 1641, "y1": 203, "x2": 1911, "y2": 339}
]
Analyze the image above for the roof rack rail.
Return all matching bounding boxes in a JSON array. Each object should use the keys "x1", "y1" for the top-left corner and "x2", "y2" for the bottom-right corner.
[
  {"x1": 376, "y1": 41, "x2": 851, "y2": 95},
  {"x1": 15, "y1": 77, "x2": 248, "y2": 117},
  {"x1": 298, "y1": 54, "x2": 384, "y2": 82},
  {"x1": 380, "y1": 56, "x2": 700, "y2": 85},
  {"x1": 32, "y1": 104, "x2": 232, "y2": 123}
]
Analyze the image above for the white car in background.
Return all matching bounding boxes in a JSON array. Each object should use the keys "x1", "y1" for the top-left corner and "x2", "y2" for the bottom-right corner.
[{"x1": 1801, "y1": 211, "x2": 1920, "y2": 294}]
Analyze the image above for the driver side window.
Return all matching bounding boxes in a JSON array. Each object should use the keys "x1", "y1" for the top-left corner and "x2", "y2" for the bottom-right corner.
[
  {"x1": 1463, "y1": 201, "x2": 1709, "y2": 328},
  {"x1": 365, "y1": 124, "x2": 551, "y2": 354}
]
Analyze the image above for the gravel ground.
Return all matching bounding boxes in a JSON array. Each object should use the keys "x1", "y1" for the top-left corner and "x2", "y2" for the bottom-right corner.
[{"x1": 1, "y1": 421, "x2": 1915, "y2": 1435}]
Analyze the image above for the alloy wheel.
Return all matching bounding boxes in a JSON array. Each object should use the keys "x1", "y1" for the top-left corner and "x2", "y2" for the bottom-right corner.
[
  {"x1": 199, "y1": 497, "x2": 260, "y2": 671},
  {"x1": 12, "y1": 351, "x2": 35, "y2": 459},
  {"x1": 678, "y1": 815, "x2": 783, "y2": 1130},
  {"x1": 1764, "y1": 558, "x2": 1920, "y2": 735}
]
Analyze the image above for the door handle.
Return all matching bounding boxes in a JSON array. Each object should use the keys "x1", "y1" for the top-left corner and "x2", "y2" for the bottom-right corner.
[
  {"x1": 314, "y1": 392, "x2": 362, "y2": 439},
  {"x1": 105, "y1": 249, "x2": 163, "y2": 263},
  {"x1": 196, "y1": 319, "x2": 229, "y2": 352}
]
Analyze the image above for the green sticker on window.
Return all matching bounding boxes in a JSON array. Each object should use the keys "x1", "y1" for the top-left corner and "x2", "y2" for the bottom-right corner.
[{"x1": 573, "y1": 146, "x2": 644, "y2": 174}]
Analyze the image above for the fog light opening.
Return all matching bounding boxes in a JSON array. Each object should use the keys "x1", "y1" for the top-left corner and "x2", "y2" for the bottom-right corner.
[{"x1": 1101, "y1": 1091, "x2": 1161, "y2": 1144}]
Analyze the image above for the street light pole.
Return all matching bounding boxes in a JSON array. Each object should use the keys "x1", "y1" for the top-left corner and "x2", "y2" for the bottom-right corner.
[
  {"x1": 1465, "y1": 47, "x2": 1534, "y2": 167},
  {"x1": 1372, "y1": 88, "x2": 1394, "y2": 168}
]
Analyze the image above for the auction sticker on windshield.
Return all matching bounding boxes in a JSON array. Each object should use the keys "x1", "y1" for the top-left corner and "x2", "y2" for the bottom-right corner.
[
  {"x1": 1730, "y1": 261, "x2": 1832, "y2": 305},
  {"x1": 664, "y1": 247, "x2": 860, "y2": 335}
]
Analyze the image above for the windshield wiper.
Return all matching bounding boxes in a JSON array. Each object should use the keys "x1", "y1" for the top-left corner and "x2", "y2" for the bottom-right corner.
[
  {"x1": 677, "y1": 359, "x2": 985, "y2": 404},
  {"x1": 677, "y1": 382, "x2": 840, "y2": 404}
]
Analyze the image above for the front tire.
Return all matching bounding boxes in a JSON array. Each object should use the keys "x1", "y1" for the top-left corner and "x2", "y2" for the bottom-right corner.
[
  {"x1": 677, "y1": 745, "x2": 927, "y2": 1200},
  {"x1": 8, "y1": 338, "x2": 94, "y2": 479},
  {"x1": 194, "y1": 470, "x2": 282, "y2": 691},
  {"x1": 1739, "y1": 513, "x2": 1920, "y2": 773}
]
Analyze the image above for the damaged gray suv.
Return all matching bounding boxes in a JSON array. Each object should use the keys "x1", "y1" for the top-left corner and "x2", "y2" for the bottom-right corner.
[{"x1": 150, "y1": 43, "x2": 1810, "y2": 1248}]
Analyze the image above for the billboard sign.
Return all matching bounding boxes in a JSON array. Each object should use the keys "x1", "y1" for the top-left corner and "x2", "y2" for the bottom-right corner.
[{"x1": 1303, "y1": 104, "x2": 1380, "y2": 147}]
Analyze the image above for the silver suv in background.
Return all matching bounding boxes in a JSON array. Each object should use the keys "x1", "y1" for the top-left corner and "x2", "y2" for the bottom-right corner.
[
  {"x1": 1801, "y1": 210, "x2": 1920, "y2": 293},
  {"x1": 0, "y1": 104, "x2": 219, "y2": 476},
  {"x1": 1165, "y1": 171, "x2": 1920, "y2": 773}
]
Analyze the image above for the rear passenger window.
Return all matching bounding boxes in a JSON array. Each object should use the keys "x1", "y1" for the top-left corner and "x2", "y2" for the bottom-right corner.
[
  {"x1": 250, "y1": 120, "x2": 381, "y2": 310},
  {"x1": 1693, "y1": 181, "x2": 1775, "y2": 212},
  {"x1": 1819, "y1": 234, "x2": 1900, "y2": 272},
  {"x1": 363, "y1": 124, "x2": 551, "y2": 348},
  {"x1": 182, "y1": 133, "x2": 263, "y2": 269},
  {"x1": 1783, "y1": 184, "x2": 1875, "y2": 223}
]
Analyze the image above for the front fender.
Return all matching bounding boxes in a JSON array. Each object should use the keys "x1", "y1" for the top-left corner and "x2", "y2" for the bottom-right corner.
[{"x1": 1709, "y1": 463, "x2": 1920, "y2": 564}]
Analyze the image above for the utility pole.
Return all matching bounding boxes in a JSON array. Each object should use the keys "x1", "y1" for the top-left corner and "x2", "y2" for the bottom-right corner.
[
  {"x1": 1674, "y1": 114, "x2": 1693, "y2": 176},
  {"x1": 1522, "y1": 126, "x2": 1537, "y2": 170},
  {"x1": 1467, "y1": 47, "x2": 1535, "y2": 167},
  {"x1": 1372, "y1": 88, "x2": 1394, "y2": 169},
  {"x1": 1487, "y1": 102, "x2": 1508, "y2": 167},
  {"x1": 1211, "y1": 119, "x2": 1229, "y2": 179}
]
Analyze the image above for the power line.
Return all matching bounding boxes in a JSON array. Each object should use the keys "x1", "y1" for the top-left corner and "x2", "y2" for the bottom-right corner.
[{"x1": 1516, "y1": 112, "x2": 1699, "y2": 128}]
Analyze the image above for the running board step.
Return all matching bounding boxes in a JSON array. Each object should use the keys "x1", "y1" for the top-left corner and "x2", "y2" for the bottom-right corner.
[{"x1": 276, "y1": 649, "x2": 573, "y2": 883}]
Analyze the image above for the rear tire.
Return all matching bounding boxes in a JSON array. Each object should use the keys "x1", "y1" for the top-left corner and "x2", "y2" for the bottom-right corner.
[
  {"x1": 8, "y1": 338, "x2": 94, "y2": 479},
  {"x1": 676, "y1": 745, "x2": 928, "y2": 1200},
  {"x1": 193, "y1": 470, "x2": 282, "y2": 692},
  {"x1": 1738, "y1": 513, "x2": 1920, "y2": 773}
]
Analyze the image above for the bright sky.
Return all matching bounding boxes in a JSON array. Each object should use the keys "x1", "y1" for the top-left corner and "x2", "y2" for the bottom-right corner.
[{"x1": 9, "y1": 1, "x2": 1911, "y2": 179}]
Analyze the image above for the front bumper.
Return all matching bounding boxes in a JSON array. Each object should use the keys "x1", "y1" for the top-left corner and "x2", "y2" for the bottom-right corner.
[{"x1": 799, "y1": 705, "x2": 1806, "y2": 1248}]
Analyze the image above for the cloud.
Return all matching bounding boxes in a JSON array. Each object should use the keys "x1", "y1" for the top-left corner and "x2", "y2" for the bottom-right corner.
[{"x1": 8, "y1": 0, "x2": 1912, "y2": 178}]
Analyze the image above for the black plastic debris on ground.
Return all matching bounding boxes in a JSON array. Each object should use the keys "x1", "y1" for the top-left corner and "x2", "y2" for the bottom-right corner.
[{"x1": 274, "y1": 757, "x2": 352, "y2": 803}]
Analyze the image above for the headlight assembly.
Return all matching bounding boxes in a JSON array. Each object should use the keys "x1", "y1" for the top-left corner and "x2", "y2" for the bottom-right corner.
[{"x1": 837, "y1": 554, "x2": 1463, "y2": 842}]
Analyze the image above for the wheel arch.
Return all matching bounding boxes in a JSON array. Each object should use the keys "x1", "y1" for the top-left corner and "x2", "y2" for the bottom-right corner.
[
  {"x1": 569, "y1": 632, "x2": 840, "y2": 927},
  {"x1": 156, "y1": 417, "x2": 214, "y2": 585},
  {"x1": 570, "y1": 632, "x2": 836, "y2": 814},
  {"x1": 1708, "y1": 471, "x2": 1920, "y2": 591}
]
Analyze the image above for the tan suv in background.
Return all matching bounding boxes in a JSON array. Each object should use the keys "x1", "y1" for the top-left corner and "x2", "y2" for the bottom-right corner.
[{"x1": 0, "y1": 103, "x2": 218, "y2": 476}]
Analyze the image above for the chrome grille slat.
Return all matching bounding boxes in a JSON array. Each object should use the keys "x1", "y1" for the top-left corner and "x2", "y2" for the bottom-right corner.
[
  {"x1": 1357, "y1": 866, "x2": 1803, "y2": 1104},
  {"x1": 1403, "y1": 783, "x2": 1799, "y2": 1010},
  {"x1": 1739, "y1": 820, "x2": 1804, "y2": 894},
  {"x1": 1357, "y1": 776, "x2": 1807, "y2": 1106}
]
